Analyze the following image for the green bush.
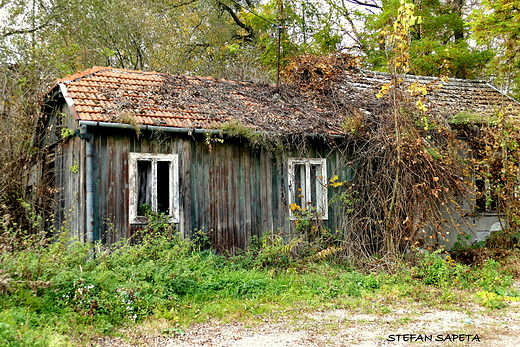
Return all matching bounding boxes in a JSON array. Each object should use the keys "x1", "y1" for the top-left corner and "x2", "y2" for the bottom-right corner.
[
  {"x1": 412, "y1": 249, "x2": 470, "y2": 287},
  {"x1": 476, "y1": 259, "x2": 514, "y2": 294}
]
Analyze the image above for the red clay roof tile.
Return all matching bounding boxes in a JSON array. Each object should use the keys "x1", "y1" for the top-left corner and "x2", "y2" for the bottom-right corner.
[{"x1": 52, "y1": 66, "x2": 520, "y2": 136}]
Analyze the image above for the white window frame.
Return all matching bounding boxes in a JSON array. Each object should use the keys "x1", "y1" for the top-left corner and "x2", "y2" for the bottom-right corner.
[
  {"x1": 287, "y1": 157, "x2": 328, "y2": 220},
  {"x1": 129, "y1": 153, "x2": 179, "y2": 224}
]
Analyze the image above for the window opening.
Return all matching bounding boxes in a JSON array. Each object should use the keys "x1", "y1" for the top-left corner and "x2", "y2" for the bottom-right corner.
[
  {"x1": 475, "y1": 164, "x2": 497, "y2": 213},
  {"x1": 129, "y1": 153, "x2": 179, "y2": 223},
  {"x1": 294, "y1": 163, "x2": 305, "y2": 208},
  {"x1": 288, "y1": 158, "x2": 328, "y2": 219},
  {"x1": 156, "y1": 161, "x2": 170, "y2": 214},
  {"x1": 137, "y1": 160, "x2": 152, "y2": 214}
]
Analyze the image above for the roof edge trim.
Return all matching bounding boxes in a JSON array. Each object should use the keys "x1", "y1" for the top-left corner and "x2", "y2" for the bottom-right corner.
[
  {"x1": 77, "y1": 121, "x2": 345, "y2": 139},
  {"x1": 485, "y1": 83, "x2": 520, "y2": 106},
  {"x1": 59, "y1": 83, "x2": 80, "y2": 121}
]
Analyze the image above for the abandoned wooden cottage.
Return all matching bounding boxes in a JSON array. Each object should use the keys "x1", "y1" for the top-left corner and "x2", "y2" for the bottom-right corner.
[{"x1": 30, "y1": 66, "x2": 520, "y2": 251}]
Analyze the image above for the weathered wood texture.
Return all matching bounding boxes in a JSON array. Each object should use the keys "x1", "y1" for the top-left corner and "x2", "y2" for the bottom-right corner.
[
  {"x1": 40, "y1": 125, "x2": 352, "y2": 251},
  {"x1": 51, "y1": 136, "x2": 85, "y2": 240}
]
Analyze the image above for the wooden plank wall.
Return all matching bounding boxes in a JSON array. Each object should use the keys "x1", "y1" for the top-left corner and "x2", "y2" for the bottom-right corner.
[
  {"x1": 53, "y1": 136, "x2": 85, "y2": 241},
  {"x1": 50, "y1": 127, "x2": 352, "y2": 251}
]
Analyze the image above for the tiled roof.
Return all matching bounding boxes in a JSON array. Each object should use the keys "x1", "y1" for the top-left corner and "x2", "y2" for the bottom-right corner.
[
  {"x1": 55, "y1": 66, "x2": 345, "y2": 135},
  {"x1": 53, "y1": 66, "x2": 520, "y2": 136},
  {"x1": 339, "y1": 70, "x2": 520, "y2": 119}
]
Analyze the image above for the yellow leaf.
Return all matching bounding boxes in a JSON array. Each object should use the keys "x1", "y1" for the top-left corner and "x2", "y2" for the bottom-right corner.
[
  {"x1": 416, "y1": 100, "x2": 428, "y2": 112},
  {"x1": 290, "y1": 203, "x2": 301, "y2": 211}
]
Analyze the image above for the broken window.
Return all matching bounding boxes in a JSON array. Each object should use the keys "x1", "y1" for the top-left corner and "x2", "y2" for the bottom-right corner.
[
  {"x1": 474, "y1": 164, "x2": 498, "y2": 213},
  {"x1": 288, "y1": 158, "x2": 328, "y2": 219},
  {"x1": 129, "y1": 153, "x2": 179, "y2": 223}
]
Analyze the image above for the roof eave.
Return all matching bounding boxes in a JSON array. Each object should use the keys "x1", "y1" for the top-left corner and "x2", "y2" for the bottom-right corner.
[
  {"x1": 77, "y1": 120, "x2": 345, "y2": 139},
  {"x1": 59, "y1": 82, "x2": 80, "y2": 121}
]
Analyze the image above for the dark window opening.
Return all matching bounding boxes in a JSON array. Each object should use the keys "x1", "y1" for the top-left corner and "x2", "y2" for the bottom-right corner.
[
  {"x1": 294, "y1": 164, "x2": 305, "y2": 208},
  {"x1": 157, "y1": 161, "x2": 170, "y2": 214},
  {"x1": 475, "y1": 174, "x2": 497, "y2": 212},
  {"x1": 137, "y1": 160, "x2": 152, "y2": 215},
  {"x1": 310, "y1": 164, "x2": 319, "y2": 207}
]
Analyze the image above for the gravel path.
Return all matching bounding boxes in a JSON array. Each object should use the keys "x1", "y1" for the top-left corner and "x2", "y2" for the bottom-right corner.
[{"x1": 95, "y1": 301, "x2": 520, "y2": 347}]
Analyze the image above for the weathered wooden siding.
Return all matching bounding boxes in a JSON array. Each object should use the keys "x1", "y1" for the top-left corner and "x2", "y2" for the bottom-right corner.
[
  {"x1": 52, "y1": 136, "x2": 85, "y2": 240},
  {"x1": 43, "y1": 125, "x2": 353, "y2": 250}
]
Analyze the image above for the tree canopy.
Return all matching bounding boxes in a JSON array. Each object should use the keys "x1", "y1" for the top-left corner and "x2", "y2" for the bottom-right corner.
[{"x1": 1, "y1": 0, "x2": 517, "y2": 88}]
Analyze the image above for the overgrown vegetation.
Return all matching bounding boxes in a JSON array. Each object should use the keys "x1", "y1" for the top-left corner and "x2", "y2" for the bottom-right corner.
[
  {"x1": 279, "y1": 2, "x2": 471, "y2": 261},
  {"x1": 2, "y1": 0, "x2": 520, "y2": 344},
  {"x1": 1, "y1": 225, "x2": 519, "y2": 346}
]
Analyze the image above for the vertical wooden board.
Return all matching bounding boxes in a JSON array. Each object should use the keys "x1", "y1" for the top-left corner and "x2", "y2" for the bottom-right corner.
[
  {"x1": 64, "y1": 144, "x2": 75, "y2": 235},
  {"x1": 280, "y1": 154, "x2": 289, "y2": 234},
  {"x1": 208, "y1": 143, "x2": 218, "y2": 248},
  {"x1": 325, "y1": 146, "x2": 350, "y2": 232},
  {"x1": 119, "y1": 135, "x2": 129, "y2": 240},
  {"x1": 110, "y1": 136, "x2": 120, "y2": 243},
  {"x1": 271, "y1": 154, "x2": 281, "y2": 234},
  {"x1": 243, "y1": 147, "x2": 252, "y2": 245},
  {"x1": 216, "y1": 144, "x2": 225, "y2": 250},
  {"x1": 221, "y1": 143, "x2": 234, "y2": 249},
  {"x1": 53, "y1": 146, "x2": 61, "y2": 230},
  {"x1": 139, "y1": 136, "x2": 148, "y2": 154},
  {"x1": 78, "y1": 139, "x2": 85, "y2": 242},
  {"x1": 61, "y1": 143, "x2": 72, "y2": 236},
  {"x1": 247, "y1": 148, "x2": 256, "y2": 239},
  {"x1": 179, "y1": 138, "x2": 192, "y2": 238},
  {"x1": 259, "y1": 149, "x2": 269, "y2": 235},
  {"x1": 227, "y1": 143, "x2": 238, "y2": 249},
  {"x1": 120, "y1": 135, "x2": 130, "y2": 239},
  {"x1": 200, "y1": 142, "x2": 206, "y2": 240},
  {"x1": 219, "y1": 143, "x2": 233, "y2": 250},
  {"x1": 129, "y1": 134, "x2": 135, "y2": 153},
  {"x1": 200, "y1": 140, "x2": 208, "y2": 234},
  {"x1": 61, "y1": 143, "x2": 70, "y2": 236},
  {"x1": 70, "y1": 139, "x2": 81, "y2": 238},
  {"x1": 106, "y1": 136, "x2": 116, "y2": 242},
  {"x1": 251, "y1": 148, "x2": 261, "y2": 238},
  {"x1": 202, "y1": 141, "x2": 212, "y2": 236},
  {"x1": 265, "y1": 150, "x2": 274, "y2": 234},
  {"x1": 189, "y1": 140, "x2": 197, "y2": 232},
  {"x1": 222, "y1": 144, "x2": 234, "y2": 249},
  {"x1": 54, "y1": 145, "x2": 65, "y2": 232},
  {"x1": 279, "y1": 150, "x2": 292, "y2": 237},
  {"x1": 231, "y1": 143, "x2": 240, "y2": 249},
  {"x1": 195, "y1": 140, "x2": 209, "y2": 239},
  {"x1": 112, "y1": 136, "x2": 122, "y2": 241},
  {"x1": 96, "y1": 134, "x2": 108, "y2": 243},
  {"x1": 222, "y1": 144, "x2": 229, "y2": 249},
  {"x1": 237, "y1": 145, "x2": 248, "y2": 247}
]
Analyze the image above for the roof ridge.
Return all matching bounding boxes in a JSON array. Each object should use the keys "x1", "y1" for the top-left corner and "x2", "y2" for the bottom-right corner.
[
  {"x1": 57, "y1": 66, "x2": 163, "y2": 84},
  {"x1": 57, "y1": 66, "x2": 110, "y2": 84},
  {"x1": 358, "y1": 69, "x2": 492, "y2": 84}
]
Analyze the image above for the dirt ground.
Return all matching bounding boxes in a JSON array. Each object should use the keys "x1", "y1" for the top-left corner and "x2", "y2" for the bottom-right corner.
[{"x1": 95, "y1": 300, "x2": 520, "y2": 347}]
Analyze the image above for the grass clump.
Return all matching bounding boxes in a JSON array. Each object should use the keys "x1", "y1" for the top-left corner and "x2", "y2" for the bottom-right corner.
[{"x1": 0, "y1": 229, "x2": 519, "y2": 346}]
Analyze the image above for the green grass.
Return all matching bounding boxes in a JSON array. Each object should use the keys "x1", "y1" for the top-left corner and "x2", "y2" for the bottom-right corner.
[{"x1": 0, "y1": 231, "x2": 519, "y2": 346}]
